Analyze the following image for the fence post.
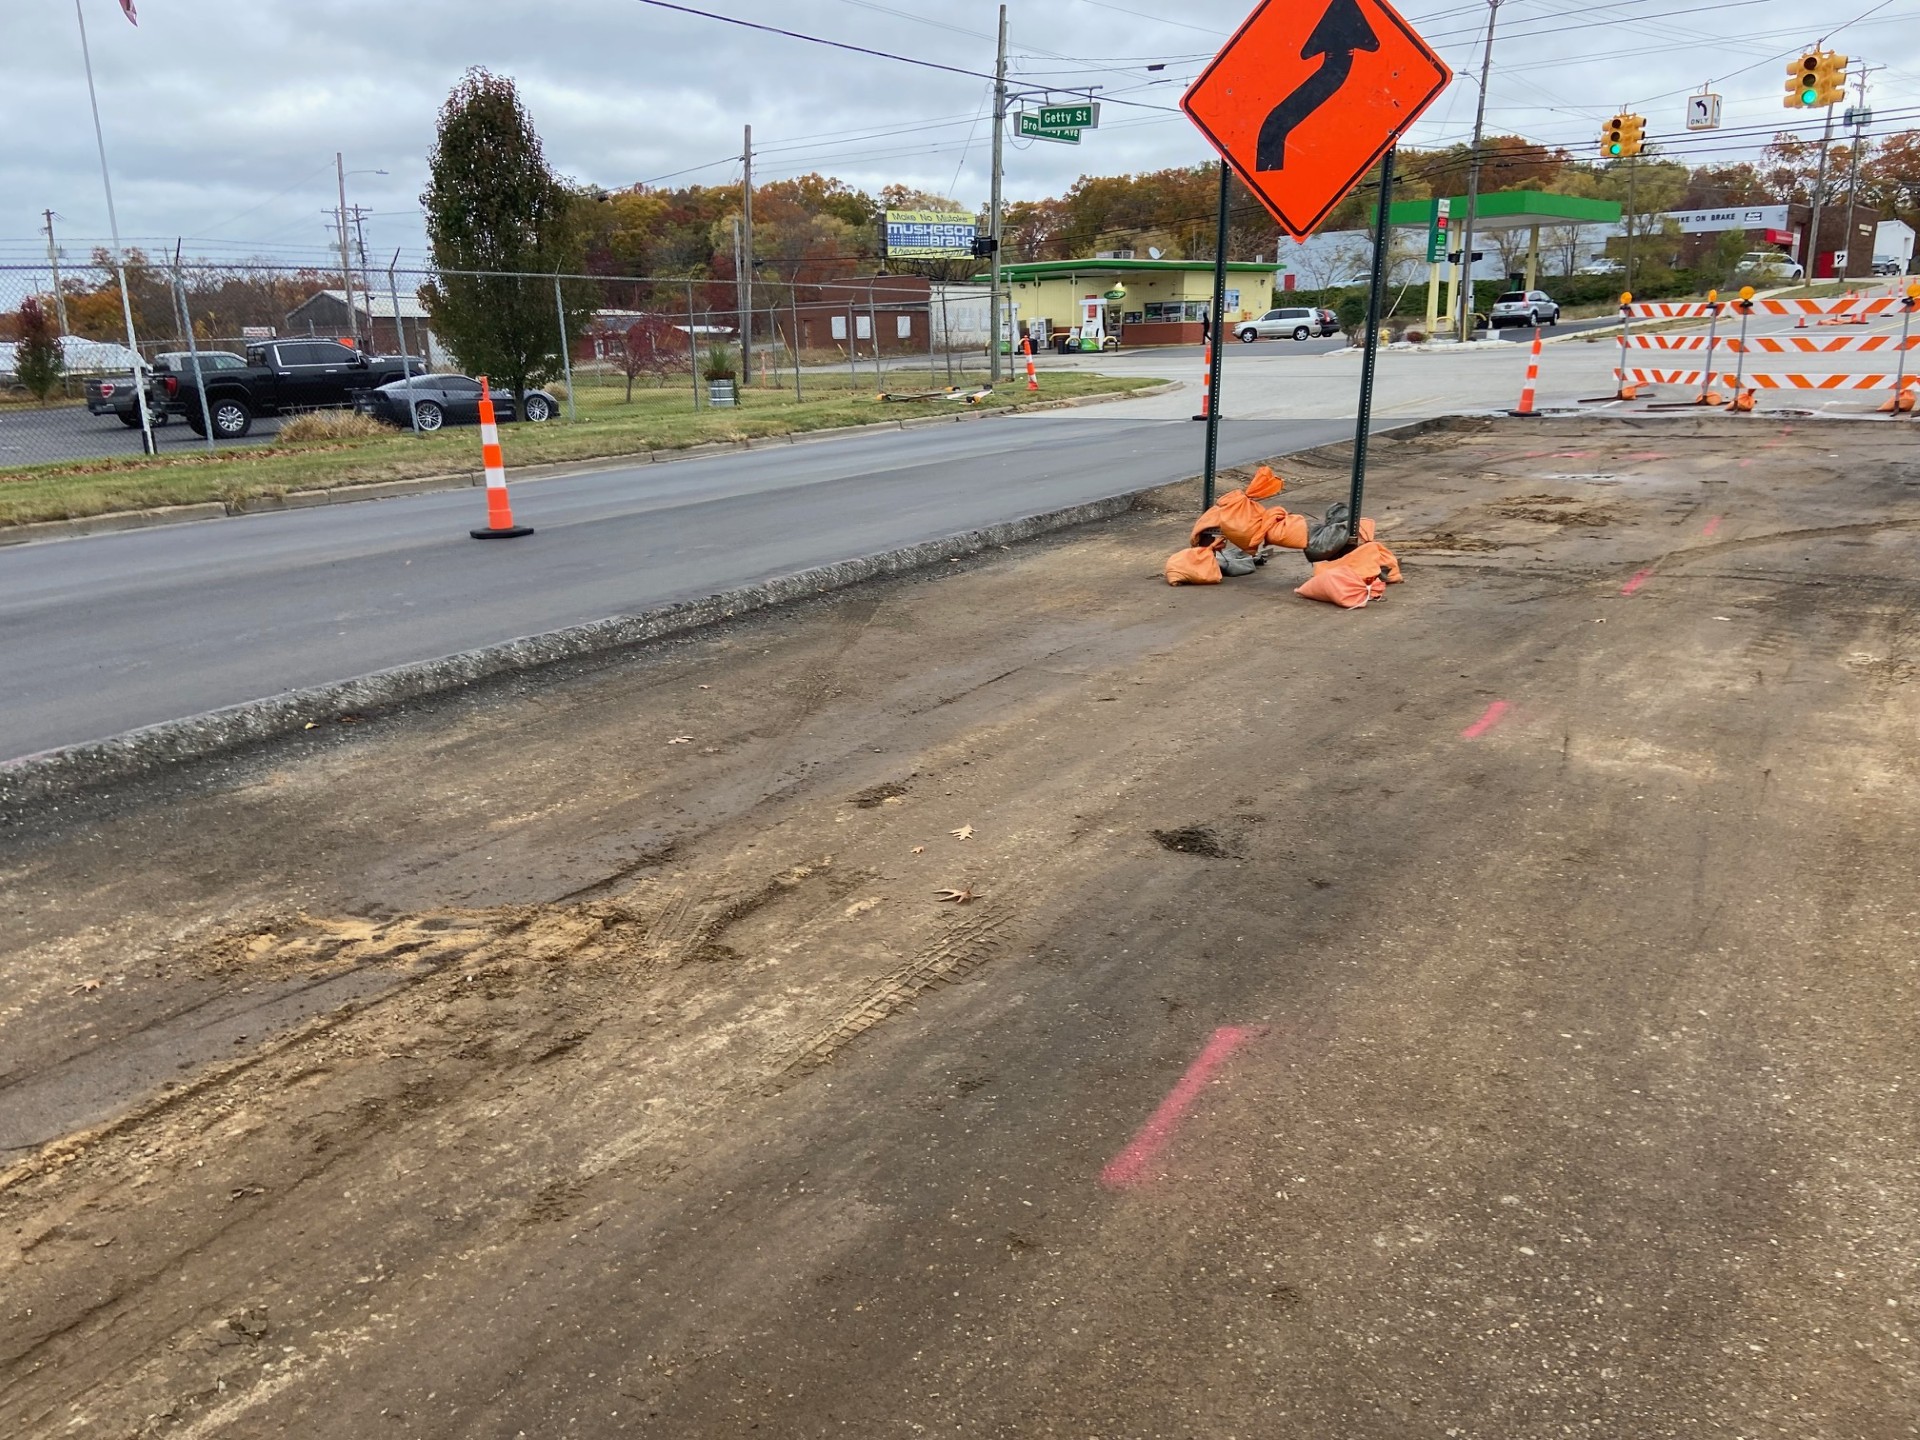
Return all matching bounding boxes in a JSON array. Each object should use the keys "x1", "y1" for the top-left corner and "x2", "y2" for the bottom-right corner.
[
  {"x1": 686, "y1": 280, "x2": 701, "y2": 412},
  {"x1": 868, "y1": 282, "x2": 883, "y2": 384},
  {"x1": 846, "y1": 303, "x2": 858, "y2": 386},
  {"x1": 552, "y1": 275, "x2": 577, "y2": 421},
  {"x1": 790, "y1": 285, "x2": 803, "y2": 403},
  {"x1": 926, "y1": 290, "x2": 936, "y2": 387},
  {"x1": 389, "y1": 258, "x2": 420, "y2": 435},
  {"x1": 170, "y1": 248, "x2": 215, "y2": 451}
]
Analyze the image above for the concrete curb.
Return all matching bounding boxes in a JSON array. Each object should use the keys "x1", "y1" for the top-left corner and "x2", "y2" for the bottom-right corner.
[
  {"x1": 0, "y1": 495, "x2": 1139, "y2": 808},
  {"x1": 0, "y1": 381, "x2": 1180, "y2": 549},
  {"x1": 0, "y1": 408, "x2": 1410, "y2": 809}
]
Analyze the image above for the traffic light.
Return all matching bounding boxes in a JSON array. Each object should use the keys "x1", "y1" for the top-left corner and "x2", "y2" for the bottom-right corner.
[
  {"x1": 1786, "y1": 52, "x2": 1820, "y2": 107},
  {"x1": 1602, "y1": 114, "x2": 1645, "y2": 159},
  {"x1": 1815, "y1": 51, "x2": 1849, "y2": 107}
]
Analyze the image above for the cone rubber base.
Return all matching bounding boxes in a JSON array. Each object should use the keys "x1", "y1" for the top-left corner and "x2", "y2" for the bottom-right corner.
[
  {"x1": 1506, "y1": 409, "x2": 1541, "y2": 417},
  {"x1": 470, "y1": 525, "x2": 534, "y2": 539}
]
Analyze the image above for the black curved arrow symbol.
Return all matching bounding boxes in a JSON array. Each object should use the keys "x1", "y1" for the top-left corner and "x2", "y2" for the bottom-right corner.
[{"x1": 1256, "y1": 0, "x2": 1381, "y2": 171}]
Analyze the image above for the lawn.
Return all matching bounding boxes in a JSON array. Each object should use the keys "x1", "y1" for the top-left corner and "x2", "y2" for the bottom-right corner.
[{"x1": 0, "y1": 367, "x2": 1166, "y2": 530}]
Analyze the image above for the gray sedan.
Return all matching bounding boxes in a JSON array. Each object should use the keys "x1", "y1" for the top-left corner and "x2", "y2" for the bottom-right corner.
[{"x1": 356, "y1": 374, "x2": 559, "y2": 431}]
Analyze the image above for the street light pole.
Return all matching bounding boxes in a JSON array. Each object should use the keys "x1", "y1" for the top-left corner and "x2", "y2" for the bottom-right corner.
[
  {"x1": 1454, "y1": 0, "x2": 1501, "y2": 341},
  {"x1": 988, "y1": 3, "x2": 1007, "y2": 383}
]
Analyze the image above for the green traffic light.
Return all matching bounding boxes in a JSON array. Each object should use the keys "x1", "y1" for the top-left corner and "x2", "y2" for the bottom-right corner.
[{"x1": 1608, "y1": 143, "x2": 1622, "y2": 155}]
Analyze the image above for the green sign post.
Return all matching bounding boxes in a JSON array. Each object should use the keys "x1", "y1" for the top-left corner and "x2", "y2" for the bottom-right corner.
[
  {"x1": 1017, "y1": 112, "x2": 1082, "y2": 144},
  {"x1": 1037, "y1": 103, "x2": 1100, "y2": 130}
]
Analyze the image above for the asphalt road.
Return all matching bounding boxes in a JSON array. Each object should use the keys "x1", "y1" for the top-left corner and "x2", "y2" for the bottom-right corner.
[
  {"x1": 1, "y1": 413, "x2": 1380, "y2": 760},
  {"x1": 0, "y1": 401, "x2": 282, "y2": 464}
]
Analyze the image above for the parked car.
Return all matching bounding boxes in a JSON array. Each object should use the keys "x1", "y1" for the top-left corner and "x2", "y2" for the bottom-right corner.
[
  {"x1": 85, "y1": 366, "x2": 164, "y2": 427},
  {"x1": 1237, "y1": 306, "x2": 1337, "y2": 342},
  {"x1": 1872, "y1": 257, "x2": 1904, "y2": 277},
  {"x1": 354, "y1": 373, "x2": 559, "y2": 431},
  {"x1": 167, "y1": 339, "x2": 426, "y2": 437},
  {"x1": 147, "y1": 350, "x2": 249, "y2": 418},
  {"x1": 1733, "y1": 250, "x2": 1805, "y2": 281},
  {"x1": 1489, "y1": 290, "x2": 1561, "y2": 328},
  {"x1": 1575, "y1": 259, "x2": 1624, "y2": 277}
]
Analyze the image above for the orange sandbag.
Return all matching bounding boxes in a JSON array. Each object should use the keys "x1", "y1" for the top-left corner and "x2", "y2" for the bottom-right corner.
[
  {"x1": 1190, "y1": 464, "x2": 1289, "y2": 552},
  {"x1": 1164, "y1": 544, "x2": 1223, "y2": 586},
  {"x1": 1329, "y1": 539, "x2": 1402, "y2": 583},
  {"x1": 1263, "y1": 511, "x2": 1310, "y2": 550},
  {"x1": 1295, "y1": 565, "x2": 1384, "y2": 608}
]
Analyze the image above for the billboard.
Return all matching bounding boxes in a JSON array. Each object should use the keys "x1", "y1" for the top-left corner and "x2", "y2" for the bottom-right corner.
[{"x1": 885, "y1": 210, "x2": 977, "y2": 260}]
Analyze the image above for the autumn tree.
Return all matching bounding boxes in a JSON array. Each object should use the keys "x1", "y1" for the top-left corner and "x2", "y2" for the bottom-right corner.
[
  {"x1": 616, "y1": 315, "x2": 683, "y2": 399},
  {"x1": 14, "y1": 295, "x2": 63, "y2": 402},
  {"x1": 421, "y1": 68, "x2": 590, "y2": 402},
  {"x1": 1862, "y1": 129, "x2": 1920, "y2": 233}
]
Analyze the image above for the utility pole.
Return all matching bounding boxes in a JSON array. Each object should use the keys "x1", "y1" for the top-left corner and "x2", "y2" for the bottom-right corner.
[
  {"x1": 1624, "y1": 152, "x2": 1639, "y2": 294},
  {"x1": 732, "y1": 214, "x2": 746, "y2": 378},
  {"x1": 742, "y1": 124, "x2": 754, "y2": 386},
  {"x1": 1454, "y1": 0, "x2": 1501, "y2": 341},
  {"x1": 1838, "y1": 62, "x2": 1879, "y2": 279},
  {"x1": 988, "y1": 3, "x2": 1007, "y2": 382},
  {"x1": 42, "y1": 210, "x2": 71, "y2": 335},
  {"x1": 335, "y1": 152, "x2": 359, "y2": 348},
  {"x1": 1803, "y1": 102, "x2": 1838, "y2": 282}
]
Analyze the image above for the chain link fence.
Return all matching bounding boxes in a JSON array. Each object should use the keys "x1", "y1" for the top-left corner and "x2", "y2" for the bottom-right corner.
[{"x1": 0, "y1": 261, "x2": 989, "y2": 470}]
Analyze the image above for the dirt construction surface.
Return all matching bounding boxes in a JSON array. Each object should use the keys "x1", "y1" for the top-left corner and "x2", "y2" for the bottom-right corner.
[{"x1": 4, "y1": 418, "x2": 1918, "y2": 1438}]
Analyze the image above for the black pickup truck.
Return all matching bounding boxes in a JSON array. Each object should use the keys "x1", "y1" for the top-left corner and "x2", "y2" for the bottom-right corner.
[{"x1": 166, "y1": 338, "x2": 424, "y2": 438}]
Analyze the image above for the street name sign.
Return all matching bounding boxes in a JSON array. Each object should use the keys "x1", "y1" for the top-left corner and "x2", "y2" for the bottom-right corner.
[
  {"x1": 1017, "y1": 112, "x2": 1082, "y2": 144},
  {"x1": 1038, "y1": 103, "x2": 1100, "y2": 130},
  {"x1": 1180, "y1": 0, "x2": 1452, "y2": 237}
]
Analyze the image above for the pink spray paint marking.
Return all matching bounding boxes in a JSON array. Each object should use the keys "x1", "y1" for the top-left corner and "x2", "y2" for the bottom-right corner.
[
  {"x1": 1702, "y1": 515, "x2": 1723, "y2": 538},
  {"x1": 1100, "y1": 1025, "x2": 1266, "y2": 1190},
  {"x1": 1621, "y1": 568, "x2": 1653, "y2": 596},
  {"x1": 1461, "y1": 700, "x2": 1510, "y2": 739}
]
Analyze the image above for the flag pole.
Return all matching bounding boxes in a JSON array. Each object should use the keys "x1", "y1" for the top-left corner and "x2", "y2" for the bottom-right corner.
[{"x1": 75, "y1": 0, "x2": 155, "y2": 455}]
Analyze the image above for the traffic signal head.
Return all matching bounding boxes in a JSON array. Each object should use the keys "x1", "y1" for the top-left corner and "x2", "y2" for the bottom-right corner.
[
  {"x1": 1815, "y1": 51, "x2": 1849, "y2": 107},
  {"x1": 1618, "y1": 114, "x2": 1646, "y2": 157},
  {"x1": 1786, "y1": 52, "x2": 1820, "y2": 108},
  {"x1": 1604, "y1": 115, "x2": 1627, "y2": 157}
]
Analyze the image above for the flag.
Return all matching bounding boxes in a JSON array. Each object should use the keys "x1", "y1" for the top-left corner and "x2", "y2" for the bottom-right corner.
[{"x1": 119, "y1": 0, "x2": 137, "y2": 23}]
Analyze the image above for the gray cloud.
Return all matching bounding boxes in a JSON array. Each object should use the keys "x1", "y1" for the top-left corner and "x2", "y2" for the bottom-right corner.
[{"x1": 2, "y1": 0, "x2": 1915, "y2": 270}]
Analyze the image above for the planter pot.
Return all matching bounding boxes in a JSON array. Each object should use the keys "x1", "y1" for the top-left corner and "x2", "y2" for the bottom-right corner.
[{"x1": 706, "y1": 377, "x2": 737, "y2": 407}]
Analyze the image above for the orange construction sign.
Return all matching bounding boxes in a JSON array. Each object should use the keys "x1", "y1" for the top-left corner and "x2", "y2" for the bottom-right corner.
[{"x1": 1182, "y1": 0, "x2": 1452, "y2": 238}]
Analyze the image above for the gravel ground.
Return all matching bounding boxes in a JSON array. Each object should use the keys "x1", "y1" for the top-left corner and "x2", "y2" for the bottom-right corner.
[{"x1": 2, "y1": 417, "x2": 1917, "y2": 1439}]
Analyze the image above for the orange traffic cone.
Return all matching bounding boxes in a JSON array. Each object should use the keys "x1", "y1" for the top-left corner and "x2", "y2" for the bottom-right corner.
[
  {"x1": 1191, "y1": 339, "x2": 1213, "y2": 421},
  {"x1": 1509, "y1": 327, "x2": 1543, "y2": 416},
  {"x1": 470, "y1": 377, "x2": 533, "y2": 539}
]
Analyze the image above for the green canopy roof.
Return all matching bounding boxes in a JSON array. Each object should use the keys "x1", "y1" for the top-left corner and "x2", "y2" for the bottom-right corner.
[{"x1": 1385, "y1": 190, "x2": 1621, "y2": 231}]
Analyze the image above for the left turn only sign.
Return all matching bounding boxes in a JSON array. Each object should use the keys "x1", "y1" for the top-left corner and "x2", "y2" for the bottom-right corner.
[{"x1": 1181, "y1": 0, "x2": 1453, "y2": 238}]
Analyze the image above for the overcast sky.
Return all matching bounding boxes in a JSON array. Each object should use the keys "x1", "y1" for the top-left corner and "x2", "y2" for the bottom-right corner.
[{"x1": 3, "y1": 0, "x2": 1915, "y2": 273}]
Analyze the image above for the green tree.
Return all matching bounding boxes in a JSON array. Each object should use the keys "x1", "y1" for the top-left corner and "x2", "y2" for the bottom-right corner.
[
  {"x1": 420, "y1": 68, "x2": 589, "y2": 403},
  {"x1": 14, "y1": 295, "x2": 64, "y2": 402}
]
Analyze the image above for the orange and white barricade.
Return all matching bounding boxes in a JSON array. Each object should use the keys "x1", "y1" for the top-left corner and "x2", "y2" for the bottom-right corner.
[{"x1": 470, "y1": 376, "x2": 533, "y2": 540}]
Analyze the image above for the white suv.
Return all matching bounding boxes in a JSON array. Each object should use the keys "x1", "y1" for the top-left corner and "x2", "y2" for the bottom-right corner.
[
  {"x1": 1238, "y1": 307, "x2": 1333, "y2": 342},
  {"x1": 1489, "y1": 290, "x2": 1560, "y2": 328},
  {"x1": 1733, "y1": 251, "x2": 1805, "y2": 281}
]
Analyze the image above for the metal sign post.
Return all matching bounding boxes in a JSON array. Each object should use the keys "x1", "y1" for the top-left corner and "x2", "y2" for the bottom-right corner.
[
  {"x1": 1201, "y1": 160, "x2": 1231, "y2": 508},
  {"x1": 1347, "y1": 145, "x2": 1397, "y2": 530}
]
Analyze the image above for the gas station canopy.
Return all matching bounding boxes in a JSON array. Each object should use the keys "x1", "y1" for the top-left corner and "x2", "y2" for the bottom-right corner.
[{"x1": 1385, "y1": 190, "x2": 1622, "y2": 231}]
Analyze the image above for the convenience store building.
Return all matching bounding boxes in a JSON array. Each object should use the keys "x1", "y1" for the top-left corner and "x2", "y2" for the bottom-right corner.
[{"x1": 984, "y1": 257, "x2": 1284, "y2": 347}]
